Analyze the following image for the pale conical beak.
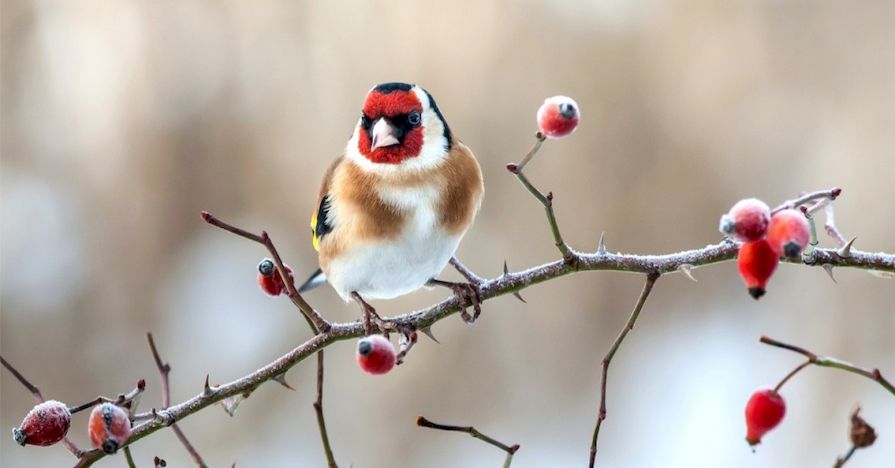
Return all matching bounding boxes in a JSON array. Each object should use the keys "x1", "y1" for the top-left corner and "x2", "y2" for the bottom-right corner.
[{"x1": 370, "y1": 118, "x2": 400, "y2": 151}]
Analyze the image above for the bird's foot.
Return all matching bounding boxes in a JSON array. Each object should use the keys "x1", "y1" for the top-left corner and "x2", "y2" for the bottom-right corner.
[
  {"x1": 428, "y1": 279, "x2": 483, "y2": 324},
  {"x1": 352, "y1": 292, "x2": 387, "y2": 335}
]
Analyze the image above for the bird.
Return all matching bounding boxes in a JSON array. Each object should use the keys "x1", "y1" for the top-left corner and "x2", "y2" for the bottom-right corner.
[{"x1": 299, "y1": 82, "x2": 484, "y2": 333}]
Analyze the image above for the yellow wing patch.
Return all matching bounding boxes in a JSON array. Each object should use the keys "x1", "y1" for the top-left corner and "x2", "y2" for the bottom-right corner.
[{"x1": 311, "y1": 212, "x2": 320, "y2": 251}]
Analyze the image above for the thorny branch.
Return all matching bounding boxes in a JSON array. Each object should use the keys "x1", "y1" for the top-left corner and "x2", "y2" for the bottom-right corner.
[
  {"x1": 67, "y1": 217, "x2": 894, "y2": 466},
  {"x1": 760, "y1": 336, "x2": 895, "y2": 396},
  {"x1": 417, "y1": 416, "x2": 520, "y2": 468}
]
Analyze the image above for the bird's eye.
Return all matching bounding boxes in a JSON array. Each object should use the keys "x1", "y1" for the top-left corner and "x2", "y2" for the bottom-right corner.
[
  {"x1": 360, "y1": 114, "x2": 372, "y2": 128},
  {"x1": 408, "y1": 111, "x2": 421, "y2": 126}
]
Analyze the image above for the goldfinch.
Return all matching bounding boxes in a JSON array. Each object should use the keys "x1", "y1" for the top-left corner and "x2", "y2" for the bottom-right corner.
[{"x1": 300, "y1": 82, "x2": 484, "y2": 331}]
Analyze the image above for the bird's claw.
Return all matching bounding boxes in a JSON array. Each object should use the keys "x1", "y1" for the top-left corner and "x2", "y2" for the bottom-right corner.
[{"x1": 432, "y1": 280, "x2": 482, "y2": 324}]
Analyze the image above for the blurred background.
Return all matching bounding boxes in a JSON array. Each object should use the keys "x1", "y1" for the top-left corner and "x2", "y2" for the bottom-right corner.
[{"x1": 2, "y1": 0, "x2": 893, "y2": 466}]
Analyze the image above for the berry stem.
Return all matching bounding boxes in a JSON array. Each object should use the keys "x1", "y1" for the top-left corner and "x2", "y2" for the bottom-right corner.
[
  {"x1": 773, "y1": 359, "x2": 812, "y2": 392},
  {"x1": 589, "y1": 272, "x2": 660, "y2": 467},
  {"x1": 760, "y1": 336, "x2": 895, "y2": 396}
]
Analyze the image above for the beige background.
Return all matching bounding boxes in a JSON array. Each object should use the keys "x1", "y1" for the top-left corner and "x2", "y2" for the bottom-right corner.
[{"x1": 2, "y1": 1, "x2": 893, "y2": 467}]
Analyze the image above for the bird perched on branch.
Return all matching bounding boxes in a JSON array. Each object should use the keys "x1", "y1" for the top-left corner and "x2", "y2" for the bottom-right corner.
[{"x1": 299, "y1": 82, "x2": 484, "y2": 332}]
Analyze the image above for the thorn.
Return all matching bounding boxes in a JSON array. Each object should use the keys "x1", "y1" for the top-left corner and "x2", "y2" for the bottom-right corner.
[
  {"x1": 597, "y1": 232, "x2": 607, "y2": 255},
  {"x1": 512, "y1": 291, "x2": 527, "y2": 303},
  {"x1": 203, "y1": 375, "x2": 214, "y2": 397},
  {"x1": 838, "y1": 237, "x2": 856, "y2": 258},
  {"x1": 272, "y1": 373, "x2": 294, "y2": 391},
  {"x1": 420, "y1": 327, "x2": 439, "y2": 343},
  {"x1": 678, "y1": 264, "x2": 698, "y2": 282},
  {"x1": 503, "y1": 260, "x2": 509, "y2": 276},
  {"x1": 822, "y1": 264, "x2": 837, "y2": 284}
]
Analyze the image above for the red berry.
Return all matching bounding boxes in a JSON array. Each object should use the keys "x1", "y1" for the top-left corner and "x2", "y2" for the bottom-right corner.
[
  {"x1": 12, "y1": 400, "x2": 71, "y2": 447},
  {"x1": 737, "y1": 239, "x2": 779, "y2": 299},
  {"x1": 257, "y1": 258, "x2": 294, "y2": 296},
  {"x1": 356, "y1": 335, "x2": 396, "y2": 375},
  {"x1": 766, "y1": 209, "x2": 810, "y2": 258},
  {"x1": 537, "y1": 96, "x2": 580, "y2": 139},
  {"x1": 88, "y1": 403, "x2": 132, "y2": 454},
  {"x1": 719, "y1": 198, "x2": 771, "y2": 242},
  {"x1": 745, "y1": 389, "x2": 786, "y2": 446}
]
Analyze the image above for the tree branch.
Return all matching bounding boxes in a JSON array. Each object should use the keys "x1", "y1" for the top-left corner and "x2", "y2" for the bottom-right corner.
[
  {"x1": 588, "y1": 272, "x2": 659, "y2": 467},
  {"x1": 69, "y1": 220, "x2": 895, "y2": 466}
]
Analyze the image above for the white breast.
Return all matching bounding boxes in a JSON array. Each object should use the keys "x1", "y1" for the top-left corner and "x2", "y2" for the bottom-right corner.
[{"x1": 325, "y1": 183, "x2": 463, "y2": 301}]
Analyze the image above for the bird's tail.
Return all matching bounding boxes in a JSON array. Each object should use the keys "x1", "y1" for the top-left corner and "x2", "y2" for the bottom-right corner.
[{"x1": 298, "y1": 268, "x2": 327, "y2": 293}]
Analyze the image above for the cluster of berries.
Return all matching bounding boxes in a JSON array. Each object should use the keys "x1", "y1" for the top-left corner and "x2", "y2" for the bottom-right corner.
[
  {"x1": 13, "y1": 401, "x2": 132, "y2": 455},
  {"x1": 720, "y1": 199, "x2": 810, "y2": 298}
]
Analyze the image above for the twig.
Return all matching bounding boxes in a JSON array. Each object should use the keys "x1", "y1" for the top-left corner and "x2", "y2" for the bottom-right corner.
[
  {"x1": 200, "y1": 211, "x2": 330, "y2": 332},
  {"x1": 147, "y1": 333, "x2": 209, "y2": 467},
  {"x1": 66, "y1": 379, "x2": 147, "y2": 416},
  {"x1": 313, "y1": 351, "x2": 337, "y2": 468},
  {"x1": 2, "y1": 354, "x2": 87, "y2": 458},
  {"x1": 772, "y1": 188, "x2": 841, "y2": 214},
  {"x1": 417, "y1": 416, "x2": 520, "y2": 468},
  {"x1": 506, "y1": 134, "x2": 576, "y2": 263},
  {"x1": 511, "y1": 131, "x2": 546, "y2": 173},
  {"x1": 1, "y1": 354, "x2": 44, "y2": 402},
  {"x1": 760, "y1": 336, "x2": 895, "y2": 395},
  {"x1": 588, "y1": 272, "x2": 659, "y2": 467}
]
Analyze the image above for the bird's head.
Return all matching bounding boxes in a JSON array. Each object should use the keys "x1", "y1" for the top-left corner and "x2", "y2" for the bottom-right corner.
[{"x1": 348, "y1": 82, "x2": 452, "y2": 170}]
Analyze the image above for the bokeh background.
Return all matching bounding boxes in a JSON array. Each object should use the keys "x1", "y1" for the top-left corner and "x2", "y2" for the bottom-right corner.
[{"x1": 2, "y1": 1, "x2": 894, "y2": 467}]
